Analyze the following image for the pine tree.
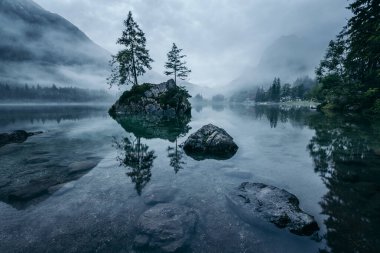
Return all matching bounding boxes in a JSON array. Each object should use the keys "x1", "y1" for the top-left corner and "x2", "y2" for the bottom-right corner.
[
  {"x1": 268, "y1": 78, "x2": 281, "y2": 102},
  {"x1": 164, "y1": 43, "x2": 191, "y2": 85},
  {"x1": 255, "y1": 87, "x2": 265, "y2": 102},
  {"x1": 281, "y1": 83, "x2": 291, "y2": 99},
  {"x1": 344, "y1": 0, "x2": 380, "y2": 84},
  {"x1": 316, "y1": 0, "x2": 380, "y2": 112},
  {"x1": 108, "y1": 11, "x2": 153, "y2": 88}
]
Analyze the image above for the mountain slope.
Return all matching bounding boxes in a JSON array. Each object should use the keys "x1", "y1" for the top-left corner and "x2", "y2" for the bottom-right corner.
[
  {"x1": 228, "y1": 35, "x2": 323, "y2": 92},
  {"x1": 0, "y1": 0, "x2": 110, "y2": 87}
]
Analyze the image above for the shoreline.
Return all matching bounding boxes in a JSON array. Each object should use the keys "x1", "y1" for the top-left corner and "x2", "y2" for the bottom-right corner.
[{"x1": 0, "y1": 102, "x2": 112, "y2": 107}]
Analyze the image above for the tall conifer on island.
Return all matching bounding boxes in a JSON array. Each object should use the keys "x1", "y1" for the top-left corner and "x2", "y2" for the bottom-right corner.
[
  {"x1": 108, "y1": 11, "x2": 153, "y2": 88},
  {"x1": 164, "y1": 43, "x2": 191, "y2": 85}
]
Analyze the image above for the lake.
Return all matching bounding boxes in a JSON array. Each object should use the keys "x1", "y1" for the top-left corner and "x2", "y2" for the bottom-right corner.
[{"x1": 0, "y1": 104, "x2": 379, "y2": 253}]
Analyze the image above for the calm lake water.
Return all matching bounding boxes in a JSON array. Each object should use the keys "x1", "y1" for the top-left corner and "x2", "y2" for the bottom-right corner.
[{"x1": 0, "y1": 104, "x2": 379, "y2": 253}]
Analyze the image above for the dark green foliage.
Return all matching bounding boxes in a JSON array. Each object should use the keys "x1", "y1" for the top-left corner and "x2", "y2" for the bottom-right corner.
[
  {"x1": 306, "y1": 113, "x2": 380, "y2": 253},
  {"x1": 315, "y1": 0, "x2": 380, "y2": 114},
  {"x1": 108, "y1": 11, "x2": 153, "y2": 87},
  {"x1": 158, "y1": 85, "x2": 191, "y2": 110},
  {"x1": 164, "y1": 43, "x2": 191, "y2": 85},
  {"x1": 255, "y1": 87, "x2": 266, "y2": 102},
  {"x1": 372, "y1": 98, "x2": 380, "y2": 114},
  {"x1": 268, "y1": 78, "x2": 281, "y2": 102},
  {"x1": 0, "y1": 83, "x2": 111, "y2": 102},
  {"x1": 118, "y1": 83, "x2": 152, "y2": 104},
  {"x1": 253, "y1": 76, "x2": 316, "y2": 102},
  {"x1": 316, "y1": 39, "x2": 346, "y2": 79},
  {"x1": 345, "y1": 0, "x2": 380, "y2": 83},
  {"x1": 228, "y1": 77, "x2": 315, "y2": 104},
  {"x1": 281, "y1": 83, "x2": 292, "y2": 98},
  {"x1": 255, "y1": 78, "x2": 282, "y2": 102},
  {"x1": 293, "y1": 84, "x2": 305, "y2": 99},
  {"x1": 109, "y1": 83, "x2": 152, "y2": 116}
]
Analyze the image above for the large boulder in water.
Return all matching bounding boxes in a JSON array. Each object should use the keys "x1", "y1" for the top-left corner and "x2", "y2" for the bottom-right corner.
[
  {"x1": 134, "y1": 203, "x2": 198, "y2": 252},
  {"x1": 183, "y1": 124, "x2": 238, "y2": 160},
  {"x1": 109, "y1": 79, "x2": 191, "y2": 117},
  {"x1": 226, "y1": 182, "x2": 319, "y2": 236}
]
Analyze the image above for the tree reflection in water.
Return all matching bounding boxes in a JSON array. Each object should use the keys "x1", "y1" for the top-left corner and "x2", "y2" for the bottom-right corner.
[
  {"x1": 111, "y1": 113, "x2": 191, "y2": 192},
  {"x1": 114, "y1": 136, "x2": 156, "y2": 195},
  {"x1": 307, "y1": 114, "x2": 380, "y2": 253},
  {"x1": 167, "y1": 139, "x2": 185, "y2": 173},
  {"x1": 230, "y1": 104, "x2": 310, "y2": 129},
  {"x1": 232, "y1": 105, "x2": 380, "y2": 252}
]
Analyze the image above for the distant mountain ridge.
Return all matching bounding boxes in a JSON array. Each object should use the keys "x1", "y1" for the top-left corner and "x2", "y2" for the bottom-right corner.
[
  {"x1": 0, "y1": 0, "x2": 110, "y2": 88},
  {"x1": 226, "y1": 35, "x2": 323, "y2": 93}
]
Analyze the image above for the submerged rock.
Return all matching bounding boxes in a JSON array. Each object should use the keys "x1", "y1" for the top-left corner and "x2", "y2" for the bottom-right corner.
[
  {"x1": 183, "y1": 124, "x2": 238, "y2": 160},
  {"x1": 8, "y1": 177, "x2": 59, "y2": 202},
  {"x1": 142, "y1": 186, "x2": 178, "y2": 205},
  {"x1": 0, "y1": 130, "x2": 43, "y2": 147},
  {"x1": 0, "y1": 157, "x2": 101, "y2": 209},
  {"x1": 68, "y1": 160, "x2": 100, "y2": 174},
  {"x1": 109, "y1": 79, "x2": 191, "y2": 117},
  {"x1": 226, "y1": 182, "x2": 319, "y2": 236},
  {"x1": 134, "y1": 203, "x2": 198, "y2": 252}
]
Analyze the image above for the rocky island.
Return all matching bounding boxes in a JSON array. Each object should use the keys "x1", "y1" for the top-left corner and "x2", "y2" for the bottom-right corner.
[{"x1": 109, "y1": 79, "x2": 191, "y2": 118}]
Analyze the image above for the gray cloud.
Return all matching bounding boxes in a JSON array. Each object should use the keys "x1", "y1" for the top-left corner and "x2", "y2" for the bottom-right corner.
[{"x1": 33, "y1": 0, "x2": 350, "y2": 87}]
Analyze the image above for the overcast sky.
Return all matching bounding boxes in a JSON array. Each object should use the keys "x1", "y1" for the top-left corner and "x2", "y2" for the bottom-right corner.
[{"x1": 33, "y1": 0, "x2": 350, "y2": 87}]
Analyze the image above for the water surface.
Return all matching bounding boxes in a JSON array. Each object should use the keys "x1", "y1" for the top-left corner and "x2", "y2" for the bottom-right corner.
[{"x1": 0, "y1": 104, "x2": 379, "y2": 253}]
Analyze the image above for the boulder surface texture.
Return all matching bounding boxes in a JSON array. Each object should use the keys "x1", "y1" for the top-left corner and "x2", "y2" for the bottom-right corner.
[
  {"x1": 109, "y1": 79, "x2": 191, "y2": 117},
  {"x1": 227, "y1": 182, "x2": 319, "y2": 236},
  {"x1": 183, "y1": 124, "x2": 238, "y2": 160}
]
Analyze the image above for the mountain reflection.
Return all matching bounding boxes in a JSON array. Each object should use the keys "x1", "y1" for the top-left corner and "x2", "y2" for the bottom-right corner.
[
  {"x1": 306, "y1": 114, "x2": 380, "y2": 253},
  {"x1": 114, "y1": 136, "x2": 156, "y2": 195}
]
